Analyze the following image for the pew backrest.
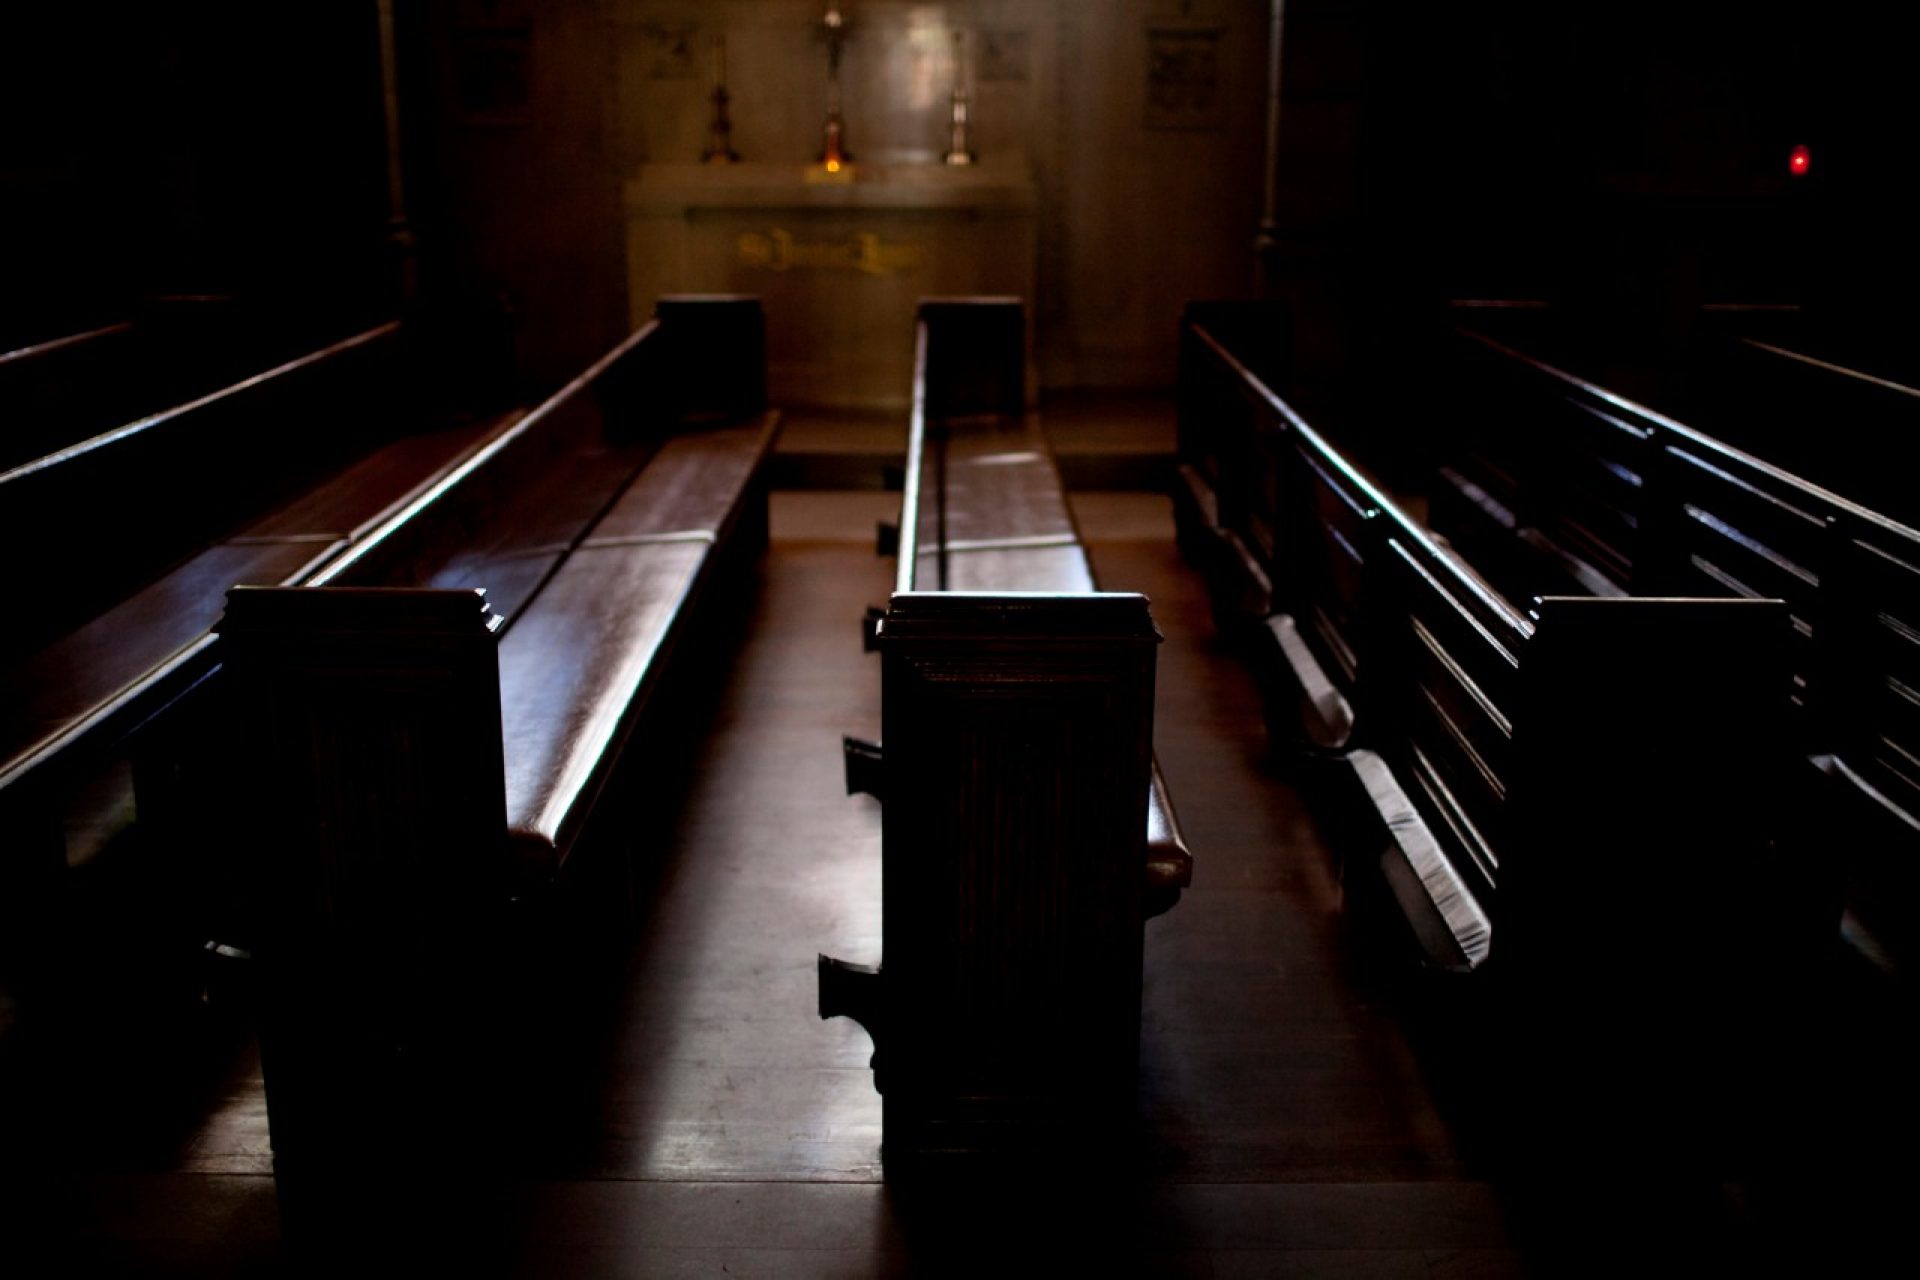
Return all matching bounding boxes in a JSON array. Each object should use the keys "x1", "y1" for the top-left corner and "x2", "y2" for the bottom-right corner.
[
  {"x1": 0, "y1": 320, "x2": 409, "y2": 653},
  {"x1": 1679, "y1": 334, "x2": 1920, "y2": 529}
]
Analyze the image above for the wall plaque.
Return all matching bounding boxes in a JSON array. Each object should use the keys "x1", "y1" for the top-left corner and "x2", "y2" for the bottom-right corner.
[{"x1": 1144, "y1": 27, "x2": 1224, "y2": 131}]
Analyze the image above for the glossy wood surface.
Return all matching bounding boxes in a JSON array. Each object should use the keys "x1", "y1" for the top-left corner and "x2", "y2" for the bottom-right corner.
[
  {"x1": 1, "y1": 541, "x2": 333, "y2": 779},
  {"x1": 584, "y1": 418, "x2": 784, "y2": 544},
  {"x1": 499, "y1": 539, "x2": 711, "y2": 862},
  {"x1": 237, "y1": 416, "x2": 511, "y2": 543}
]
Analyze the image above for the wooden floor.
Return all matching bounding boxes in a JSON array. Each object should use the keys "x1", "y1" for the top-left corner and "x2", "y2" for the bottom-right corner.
[{"x1": 0, "y1": 403, "x2": 1898, "y2": 1273}]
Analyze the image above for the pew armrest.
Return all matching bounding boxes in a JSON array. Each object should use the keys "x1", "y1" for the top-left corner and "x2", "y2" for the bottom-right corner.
[{"x1": 1144, "y1": 759, "x2": 1192, "y2": 919}]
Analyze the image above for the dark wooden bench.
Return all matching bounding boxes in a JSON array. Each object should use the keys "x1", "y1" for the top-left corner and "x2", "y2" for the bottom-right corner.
[
  {"x1": 209, "y1": 295, "x2": 777, "y2": 1179},
  {"x1": 1171, "y1": 301, "x2": 1291, "y2": 642},
  {"x1": 1175, "y1": 307, "x2": 1802, "y2": 1015},
  {"x1": 0, "y1": 296, "x2": 372, "y2": 472},
  {"x1": 0, "y1": 318, "x2": 539, "y2": 1038},
  {"x1": 1669, "y1": 331, "x2": 1920, "y2": 531},
  {"x1": 1437, "y1": 303, "x2": 1920, "y2": 533},
  {"x1": 819, "y1": 297, "x2": 1191, "y2": 1167},
  {"x1": 1422, "y1": 328, "x2": 1920, "y2": 983},
  {"x1": 0, "y1": 319, "x2": 520, "y2": 853}
]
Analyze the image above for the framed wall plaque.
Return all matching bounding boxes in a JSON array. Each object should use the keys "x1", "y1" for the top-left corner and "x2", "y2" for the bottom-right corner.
[{"x1": 1144, "y1": 26, "x2": 1224, "y2": 131}]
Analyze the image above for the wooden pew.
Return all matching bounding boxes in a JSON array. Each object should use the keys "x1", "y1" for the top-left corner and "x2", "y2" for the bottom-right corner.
[
  {"x1": 0, "y1": 320, "x2": 137, "y2": 468},
  {"x1": 1672, "y1": 332, "x2": 1920, "y2": 531},
  {"x1": 1176, "y1": 308, "x2": 1801, "y2": 1016},
  {"x1": 0, "y1": 319, "x2": 542, "y2": 1041},
  {"x1": 1440, "y1": 300, "x2": 1920, "y2": 530},
  {"x1": 819, "y1": 298, "x2": 1192, "y2": 1167},
  {"x1": 0, "y1": 296, "x2": 363, "y2": 471},
  {"x1": 209, "y1": 296, "x2": 777, "y2": 1183},
  {"x1": 0, "y1": 318, "x2": 520, "y2": 855},
  {"x1": 1425, "y1": 329, "x2": 1920, "y2": 983},
  {"x1": 1171, "y1": 301, "x2": 1291, "y2": 642}
]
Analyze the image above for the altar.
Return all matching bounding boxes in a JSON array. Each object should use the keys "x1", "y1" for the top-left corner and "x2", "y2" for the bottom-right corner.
[{"x1": 623, "y1": 160, "x2": 1037, "y2": 408}]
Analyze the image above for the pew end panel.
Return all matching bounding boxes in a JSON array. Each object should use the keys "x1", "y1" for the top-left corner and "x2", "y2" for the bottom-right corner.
[
  {"x1": 1810, "y1": 509, "x2": 1920, "y2": 981},
  {"x1": 918, "y1": 297, "x2": 1029, "y2": 417},
  {"x1": 1513, "y1": 595, "x2": 1811, "y2": 1144},
  {"x1": 875, "y1": 590, "x2": 1162, "y2": 1163},
  {"x1": 638, "y1": 294, "x2": 768, "y2": 428},
  {"x1": 1498, "y1": 596, "x2": 1801, "y2": 982},
  {"x1": 1499, "y1": 594, "x2": 1809, "y2": 1138},
  {"x1": 215, "y1": 585, "x2": 519, "y2": 1170}
]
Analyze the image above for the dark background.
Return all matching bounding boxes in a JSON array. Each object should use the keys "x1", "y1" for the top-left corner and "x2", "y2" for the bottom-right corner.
[{"x1": 5, "y1": 3, "x2": 1915, "y2": 372}]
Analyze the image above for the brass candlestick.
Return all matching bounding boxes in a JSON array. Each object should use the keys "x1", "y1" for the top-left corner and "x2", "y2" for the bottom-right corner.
[
  {"x1": 943, "y1": 30, "x2": 975, "y2": 165},
  {"x1": 703, "y1": 34, "x2": 739, "y2": 164},
  {"x1": 943, "y1": 90, "x2": 975, "y2": 166}
]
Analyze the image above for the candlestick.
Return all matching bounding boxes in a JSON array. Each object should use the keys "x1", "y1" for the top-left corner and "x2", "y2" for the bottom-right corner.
[
  {"x1": 943, "y1": 30, "x2": 976, "y2": 166},
  {"x1": 702, "y1": 32, "x2": 739, "y2": 164}
]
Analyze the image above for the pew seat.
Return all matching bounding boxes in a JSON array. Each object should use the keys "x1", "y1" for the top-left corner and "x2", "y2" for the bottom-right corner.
[{"x1": 497, "y1": 418, "x2": 777, "y2": 871}]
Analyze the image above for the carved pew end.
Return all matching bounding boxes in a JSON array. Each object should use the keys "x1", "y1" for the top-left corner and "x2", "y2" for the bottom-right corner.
[
  {"x1": 843, "y1": 736, "x2": 884, "y2": 799},
  {"x1": 818, "y1": 953, "x2": 887, "y2": 1086}
]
